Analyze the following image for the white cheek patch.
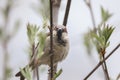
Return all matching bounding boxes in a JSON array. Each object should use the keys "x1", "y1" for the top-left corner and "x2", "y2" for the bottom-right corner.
[
  {"x1": 53, "y1": 31, "x2": 57, "y2": 37},
  {"x1": 62, "y1": 33, "x2": 68, "y2": 40}
]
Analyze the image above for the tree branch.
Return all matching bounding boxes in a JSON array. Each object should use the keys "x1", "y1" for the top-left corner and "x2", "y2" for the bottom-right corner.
[
  {"x1": 32, "y1": 43, "x2": 40, "y2": 80},
  {"x1": 84, "y1": 43, "x2": 120, "y2": 80},
  {"x1": 102, "y1": 55, "x2": 110, "y2": 80},
  {"x1": 84, "y1": 0, "x2": 96, "y2": 31},
  {"x1": 63, "y1": 0, "x2": 71, "y2": 26},
  {"x1": 49, "y1": 0, "x2": 54, "y2": 80},
  {"x1": 52, "y1": 0, "x2": 61, "y2": 24},
  {"x1": 2, "y1": 1, "x2": 11, "y2": 80},
  {"x1": 36, "y1": 67, "x2": 39, "y2": 80}
]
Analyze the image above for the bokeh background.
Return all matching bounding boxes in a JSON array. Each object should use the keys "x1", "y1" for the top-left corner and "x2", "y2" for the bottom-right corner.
[{"x1": 0, "y1": 0, "x2": 120, "y2": 80}]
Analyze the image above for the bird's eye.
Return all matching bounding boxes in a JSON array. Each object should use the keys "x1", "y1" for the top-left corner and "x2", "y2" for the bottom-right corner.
[
  {"x1": 54, "y1": 26, "x2": 59, "y2": 30},
  {"x1": 63, "y1": 28, "x2": 67, "y2": 32}
]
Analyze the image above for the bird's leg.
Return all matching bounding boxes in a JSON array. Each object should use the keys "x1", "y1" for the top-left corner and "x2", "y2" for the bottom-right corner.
[{"x1": 48, "y1": 64, "x2": 58, "y2": 80}]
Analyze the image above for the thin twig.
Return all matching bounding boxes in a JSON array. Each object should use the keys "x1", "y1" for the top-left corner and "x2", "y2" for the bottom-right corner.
[
  {"x1": 36, "y1": 67, "x2": 39, "y2": 80},
  {"x1": 84, "y1": 0, "x2": 96, "y2": 31},
  {"x1": 63, "y1": 0, "x2": 71, "y2": 26},
  {"x1": 2, "y1": 1, "x2": 11, "y2": 80},
  {"x1": 3, "y1": 42, "x2": 8, "y2": 80},
  {"x1": 52, "y1": 0, "x2": 61, "y2": 24},
  {"x1": 101, "y1": 62, "x2": 107, "y2": 80},
  {"x1": 100, "y1": 50, "x2": 110, "y2": 80},
  {"x1": 31, "y1": 43, "x2": 40, "y2": 80},
  {"x1": 49, "y1": 0, "x2": 54, "y2": 80},
  {"x1": 89, "y1": 2, "x2": 96, "y2": 29},
  {"x1": 31, "y1": 43, "x2": 35, "y2": 59},
  {"x1": 32, "y1": 43, "x2": 36, "y2": 80},
  {"x1": 84, "y1": 43, "x2": 120, "y2": 80},
  {"x1": 102, "y1": 55, "x2": 110, "y2": 80}
]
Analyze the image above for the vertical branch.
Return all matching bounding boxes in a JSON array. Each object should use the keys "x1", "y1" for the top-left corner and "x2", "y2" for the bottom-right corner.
[
  {"x1": 89, "y1": 1, "x2": 96, "y2": 29},
  {"x1": 2, "y1": 1, "x2": 11, "y2": 80},
  {"x1": 52, "y1": 0, "x2": 61, "y2": 24},
  {"x1": 32, "y1": 43, "x2": 39, "y2": 80},
  {"x1": 32, "y1": 43, "x2": 35, "y2": 80},
  {"x1": 63, "y1": 0, "x2": 71, "y2": 26},
  {"x1": 35, "y1": 43, "x2": 40, "y2": 80},
  {"x1": 102, "y1": 55, "x2": 110, "y2": 80},
  {"x1": 36, "y1": 67, "x2": 39, "y2": 80},
  {"x1": 49, "y1": 0, "x2": 62, "y2": 80},
  {"x1": 101, "y1": 62, "x2": 108, "y2": 80},
  {"x1": 100, "y1": 48, "x2": 110, "y2": 80},
  {"x1": 84, "y1": 0, "x2": 96, "y2": 30},
  {"x1": 3, "y1": 42, "x2": 8, "y2": 80},
  {"x1": 49, "y1": 0, "x2": 54, "y2": 80}
]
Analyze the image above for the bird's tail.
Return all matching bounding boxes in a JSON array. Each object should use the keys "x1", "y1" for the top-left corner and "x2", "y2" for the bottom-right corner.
[
  {"x1": 15, "y1": 59, "x2": 41, "y2": 80},
  {"x1": 15, "y1": 68, "x2": 25, "y2": 80}
]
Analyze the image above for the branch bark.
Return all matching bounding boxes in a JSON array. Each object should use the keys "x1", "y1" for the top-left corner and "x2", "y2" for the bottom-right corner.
[
  {"x1": 63, "y1": 0, "x2": 71, "y2": 26},
  {"x1": 48, "y1": 0, "x2": 61, "y2": 80},
  {"x1": 52, "y1": 0, "x2": 61, "y2": 24},
  {"x1": 32, "y1": 43, "x2": 40, "y2": 80},
  {"x1": 84, "y1": 0, "x2": 96, "y2": 31},
  {"x1": 2, "y1": 1, "x2": 11, "y2": 80},
  {"x1": 102, "y1": 55, "x2": 110, "y2": 80},
  {"x1": 49, "y1": 0, "x2": 54, "y2": 80}
]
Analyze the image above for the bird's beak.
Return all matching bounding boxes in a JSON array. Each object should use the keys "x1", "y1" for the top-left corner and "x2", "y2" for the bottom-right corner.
[
  {"x1": 57, "y1": 28, "x2": 66, "y2": 46},
  {"x1": 57, "y1": 29, "x2": 63, "y2": 40}
]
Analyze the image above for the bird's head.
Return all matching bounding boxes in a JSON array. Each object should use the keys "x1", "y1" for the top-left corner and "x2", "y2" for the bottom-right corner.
[{"x1": 53, "y1": 25, "x2": 68, "y2": 46}]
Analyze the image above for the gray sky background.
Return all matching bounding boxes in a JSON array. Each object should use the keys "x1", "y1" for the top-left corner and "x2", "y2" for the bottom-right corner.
[{"x1": 0, "y1": 0, "x2": 120, "y2": 80}]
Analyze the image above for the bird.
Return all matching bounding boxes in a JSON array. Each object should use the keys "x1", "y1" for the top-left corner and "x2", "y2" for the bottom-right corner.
[{"x1": 15, "y1": 25, "x2": 69, "y2": 80}]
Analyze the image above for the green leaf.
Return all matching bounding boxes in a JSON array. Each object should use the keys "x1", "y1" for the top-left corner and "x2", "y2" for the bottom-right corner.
[
  {"x1": 83, "y1": 32, "x2": 93, "y2": 55},
  {"x1": 0, "y1": 27, "x2": 3, "y2": 39},
  {"x1": 14, "y1": 20, "x2": 20, "y2": 28},
  {"x1": 105, "y1": 25, "x2": 114, "y2": 42},
  {"x1": 106, "y1": 42, "x2": 110, "y2": 48},
  {"x1": 101, "y1": 24, "x2": 114, "y2": 45},
  {"x1": 6, "y1": 67, "x2": 12, "y2": 79},
  {"x1": 20, "y1": 68, "x2": 26, "y2": 78},
  {"x1": 27, "y1": 23, "x2": 39, "y2": 44},
  {"x1": 20, "y1": 66, "x2": 32, "y2": 80},
  {"x1": 11, "y1": 20, "x2": 20, "y2": 36},
  {"x1": 90, "y1": 24, "x2": 115, "y2": 54},
  {"x1": 2, "y1": 1, "x2": 13, "y2": 20},
  {"x1": 91, "y1": 32, "x2": 102, "y2": 44},
  {"x1": 53, "y1": 69, "x2": 63, "y2": 80},
  {"x1": 37, "y1": 30, "x2": 47, "y2": 58},
  {"x1": 101, "y1": 6, "x2": 112, "y2": 23}
]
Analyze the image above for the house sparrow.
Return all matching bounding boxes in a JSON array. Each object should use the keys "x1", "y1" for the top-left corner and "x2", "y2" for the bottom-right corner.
[{"x1": 15, "y1": 25, "x2": 69, "y2": 80}]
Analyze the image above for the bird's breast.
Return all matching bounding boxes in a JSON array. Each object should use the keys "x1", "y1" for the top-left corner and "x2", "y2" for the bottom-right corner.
[{"x1": 52, "y1": 40, "x2": 69, "y2": 62}]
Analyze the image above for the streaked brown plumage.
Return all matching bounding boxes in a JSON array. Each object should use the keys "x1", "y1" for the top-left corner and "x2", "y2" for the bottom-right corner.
[{"x1": 15, "y1": 25, "x2": 69, "y2": 80}]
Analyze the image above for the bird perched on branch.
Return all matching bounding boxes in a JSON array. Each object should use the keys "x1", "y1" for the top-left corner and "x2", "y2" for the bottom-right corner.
[{"x1": 15, "y1": 25, "x2": 69, "y2": 80}]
